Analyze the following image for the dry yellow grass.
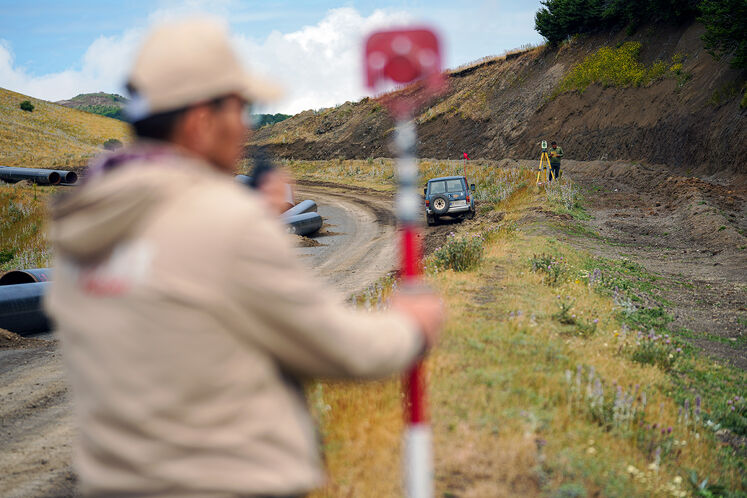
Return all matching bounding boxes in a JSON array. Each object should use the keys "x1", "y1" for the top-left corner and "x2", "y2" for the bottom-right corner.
[
  {"x1": 0, "y1": 87, "x2": 130, "y2": 170},
  {"x1": 0, "y1": 183, "x2": 54, "y2": 271}
]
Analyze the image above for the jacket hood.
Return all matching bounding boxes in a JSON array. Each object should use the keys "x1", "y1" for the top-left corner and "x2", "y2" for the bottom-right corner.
[{"x1": 50, "y1": 143, "x2": 218, "y2": 263}]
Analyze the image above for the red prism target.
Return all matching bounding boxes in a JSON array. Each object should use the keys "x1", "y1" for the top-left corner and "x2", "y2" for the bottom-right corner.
[{"x1": 365, "y1": 29, "x2": 445, "y2": 117}]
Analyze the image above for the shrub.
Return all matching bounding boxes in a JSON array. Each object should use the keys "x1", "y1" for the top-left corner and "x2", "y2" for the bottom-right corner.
[
  {"x1": 431, "y1": 232, "x2": 485, "y2": 272},
  {"x1": 530, "y1": 253, "x2": 566, "y2": 285},
  {"x1": 20, "y1": 100, "x2": 34, "y2": 112},
  {"x1": 0, "y1": 248, "x2": 15, "y2": 264},
  {"x1": 554, "y1": 43, "x2": 693, "y2": 96},
  {"x1": 103, "y1": 138, "x2": 123, "y2": 150},
  {"x1": 552, "y1": 299, "x2": 599, "y2": 336},
  {"x1": 630, "y1": 330, "x2": 681, "y2": 370},
  {"x1": 545, "y1": 179, "x2": 582, "y2": 210}
]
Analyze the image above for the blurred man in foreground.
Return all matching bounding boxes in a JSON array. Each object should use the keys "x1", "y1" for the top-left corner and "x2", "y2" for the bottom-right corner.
[{"x1": 45, "y1": 20, "x2": 443, "y2": 497}]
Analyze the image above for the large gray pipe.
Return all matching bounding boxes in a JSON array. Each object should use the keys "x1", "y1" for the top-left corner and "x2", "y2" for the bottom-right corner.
[
  {"x1": 0, "y1": 268, "x2": 52, "y2": 285},
  {"x1": 0, "y1": 282, "x2": 51, "y2": 336},
  {"x1": 283, "y1": 199, "x2": 317, "y2": 217},
  {"x1": 284, "y1": 212, "x2": 323, "y2": 236},
  {"x1": 0, "y1": 166, "x2": 61, "y2": 185},
  {"x1": 53, "y1": 170, "x2": 78, "y2": 185},
  {"x1": 235, "y1": 174, "x2": 252, "y2": 186}
]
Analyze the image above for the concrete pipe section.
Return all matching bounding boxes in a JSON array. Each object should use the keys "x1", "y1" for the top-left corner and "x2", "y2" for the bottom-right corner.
[
  {"x1": 236, "y1": 175, "x2": 323, "y2": 236},
  {"x1": 235, "y1": 174, "x2": 252, "y2": 186}
]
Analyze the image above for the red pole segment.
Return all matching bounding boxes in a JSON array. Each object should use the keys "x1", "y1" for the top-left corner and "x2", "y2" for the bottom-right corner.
[
  {"x1": 395, "y1": 119, "x2": 432, "y2": 498},
  {"x1": 364, "y1": 28, "x2": 444, "y2": 498}
]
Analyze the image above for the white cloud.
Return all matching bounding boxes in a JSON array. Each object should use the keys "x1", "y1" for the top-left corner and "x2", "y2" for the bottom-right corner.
[
  {"x1": 233, "y1": 7, "x2": 414, "y2": 114},
  {"x1": 0, "y1": 6, "x2": 415, "y2": 113},
  {"x1": 0, "y1": 30, "x2": 142, "y2": 102}
]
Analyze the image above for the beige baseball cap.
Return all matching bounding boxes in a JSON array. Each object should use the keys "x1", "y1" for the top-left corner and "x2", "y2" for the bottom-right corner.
[{"x1": 126, "y1": 19, "x2": 281, "y2": 121}]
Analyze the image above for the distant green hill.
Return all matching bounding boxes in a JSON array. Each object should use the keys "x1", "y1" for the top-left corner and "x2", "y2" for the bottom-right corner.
[
  {"x1": 56, "y1": 92, "x2": 128, "y2": 121},
  {"x1": 254, "y1": 113, "x2": 291, "y2": 127},
  {"x1": 57, "y1": 92, "x2": 291, "y2": 127}
]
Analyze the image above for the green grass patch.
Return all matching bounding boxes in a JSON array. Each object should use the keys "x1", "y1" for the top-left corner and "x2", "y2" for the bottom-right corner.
[{"x1": 0, "y1": 184, "x2": 53, "y2": 271}]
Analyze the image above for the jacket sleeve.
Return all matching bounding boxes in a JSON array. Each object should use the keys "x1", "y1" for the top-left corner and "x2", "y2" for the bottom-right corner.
[
  {"x1": 558, "y1": 147, "x2": 564, "y2": 158},
  {"x1": 226, "y1": 210, "x2": 425, "y2": 380}
]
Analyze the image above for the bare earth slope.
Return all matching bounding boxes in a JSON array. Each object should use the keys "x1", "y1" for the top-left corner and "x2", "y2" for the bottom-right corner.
[
  {"x1": 250, "y1": 22, "x2": 746, "y2": 176},
  {"x1": 561, "y1": 160, "x2": 746, "y2": 368}
]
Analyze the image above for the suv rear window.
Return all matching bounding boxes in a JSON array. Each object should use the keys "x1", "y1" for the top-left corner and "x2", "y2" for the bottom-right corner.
[{"x1": 429, "y1": 179, "x2": 464, "y2": 194}]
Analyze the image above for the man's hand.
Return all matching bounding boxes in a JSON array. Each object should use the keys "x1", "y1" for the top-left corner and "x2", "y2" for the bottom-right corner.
[
  {"x1": 390, "y1": 285, "x2": 444, "y2": 349},
  {"x1": 258, "y1": 169, "x2": 294, "y2": 215}
]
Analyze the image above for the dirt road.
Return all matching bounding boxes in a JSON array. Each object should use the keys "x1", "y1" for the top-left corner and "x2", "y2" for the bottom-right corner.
[
  {"x1": 0, "y1": 181, "x2": 400, "y2": 497},
  {"x1": 294, "y1": 181, "x2": 398, "y2": 297}
]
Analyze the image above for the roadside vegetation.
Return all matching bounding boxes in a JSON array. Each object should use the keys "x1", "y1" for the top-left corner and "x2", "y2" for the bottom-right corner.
[
  {"x1": 553, "y1": 42, "x2": 691, "y2": 96},
  {"x1": 294, "y1": 161, "x2": 746, "y2": 497}
]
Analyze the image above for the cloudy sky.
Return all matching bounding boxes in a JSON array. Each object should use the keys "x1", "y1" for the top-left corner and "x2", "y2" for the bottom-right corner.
[{"x1": 0, "y1": 1, "x2": 545, "y2": 114}]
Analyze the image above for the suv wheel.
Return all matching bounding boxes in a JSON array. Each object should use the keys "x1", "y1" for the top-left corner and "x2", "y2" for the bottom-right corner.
[
  {"x1": 431, "y1": 194, "x2": 450, "y2": 215},
  {"x1": 466, "y1": 208, "x2": 475, "y2": 220},
  {"x1": 426, "y1": 214, "x2": 437, "y2": 226}
]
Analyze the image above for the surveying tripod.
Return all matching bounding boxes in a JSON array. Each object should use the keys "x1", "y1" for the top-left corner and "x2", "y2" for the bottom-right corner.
[{"x1": 536, "y1": 140, "x2": 556, "y2": 184}]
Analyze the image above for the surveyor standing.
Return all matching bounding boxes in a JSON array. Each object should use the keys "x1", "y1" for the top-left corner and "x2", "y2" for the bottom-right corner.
[
  {"x1": 45, "y1": 19, "x2": 443, "y2": 497},
  {"x1": 549, "y1": 140, "x2": 564, "y2": 181}
]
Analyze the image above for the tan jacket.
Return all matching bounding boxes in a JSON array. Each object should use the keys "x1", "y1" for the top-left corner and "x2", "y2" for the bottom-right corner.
[{"x1": 45, "y1": 144, "x2": 423, "y2": 496}]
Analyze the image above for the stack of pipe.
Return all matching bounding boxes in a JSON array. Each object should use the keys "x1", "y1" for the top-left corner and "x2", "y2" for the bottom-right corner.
[
  {"x1": 0, "y1": 166, "x2": 78, "y2": 185},
  {"x1": 0, "y1": 268, "x2": 52, "y2": 336},
  {"x1": 235, "y1": 175, "x2": 323, "y2": 236},
  {"x1": 282, "y1": 200, "x2": 323, "y2": 236}
]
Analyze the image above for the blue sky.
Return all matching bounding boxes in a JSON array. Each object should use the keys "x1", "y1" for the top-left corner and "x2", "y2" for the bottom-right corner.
[{"x1": 0, "y1": 1, "x2": 545, "y2": 113}]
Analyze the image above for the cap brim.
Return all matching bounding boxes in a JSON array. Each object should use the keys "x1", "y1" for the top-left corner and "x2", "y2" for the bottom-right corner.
[{"x1": 242, "y1": 72, "x2": 283, "y2": 103}]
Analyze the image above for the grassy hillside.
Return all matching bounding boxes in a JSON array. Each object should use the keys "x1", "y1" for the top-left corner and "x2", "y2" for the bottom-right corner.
[
  {"x1": 0, "y1": 88, "x2": 130, "y2": 170},
  {"x1": 250, "y1": 22, "x2": 746, "y2": 175}
]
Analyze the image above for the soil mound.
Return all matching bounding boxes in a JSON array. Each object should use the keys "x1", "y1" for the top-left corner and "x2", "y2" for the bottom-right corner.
[{"x1": 0, "y1": 328, "x2": 48, "y2": 349}]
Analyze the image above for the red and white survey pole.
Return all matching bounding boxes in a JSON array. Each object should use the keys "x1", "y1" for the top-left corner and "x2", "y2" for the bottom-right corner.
[
  {"x1": 365, "y1": 28, "x2": 445, "y2": 498},
  {"x1": 463, "y1": 152, "x2": 470, "y2": 177}
]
